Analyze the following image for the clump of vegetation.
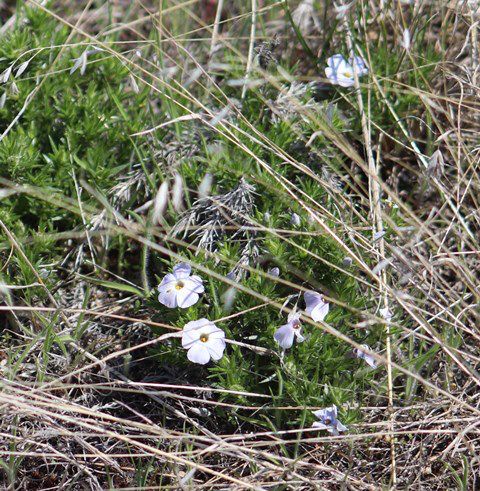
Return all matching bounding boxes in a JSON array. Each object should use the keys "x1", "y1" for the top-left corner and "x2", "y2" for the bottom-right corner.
[{"x1": 0, "y1": 1, "x2": 479, "y2": 489}]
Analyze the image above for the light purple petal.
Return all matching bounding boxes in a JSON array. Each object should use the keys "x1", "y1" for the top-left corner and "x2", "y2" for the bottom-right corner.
[
  {"x1": 295, "y1": 330, "x2": 305, "y2": 343},
  {"x1": 310, "y1": 302, "x2": 330, "y2": 322},
  {"x1": 350, "y1": 55, "x2": 368, "y2": 75},
  {"x1": 336, "y1": 421, "x2": 348, "y2": 432},
  {"x1": 313, "y1": 405, "x2": 337, "y2": 420},
  {"x1": 304, "y1": 291, "x2": 322, "y2": 311},
  {"x1": 326, "y1": 405, "x2": 338, "y2": 418},
  {"x1": 158, "y1": 290, "x2": 178, "y2": 308},
  {"x1": 268, "y1": 267, "x2": 280, "y2": 277},
  {"x1": 313, "y1": 408, "x2": 327, "y2": 419},
  {"x1": 327, "y1": 54, "x2": 347, "y2": 70},
  {"x1": 356, "y1": 345, "x2": 377, "y2": 368},
  {"x1": 173, "y1": 263, "x2": 191, "y2": 279},
  {"x1": 187, "y1": 344, "x2": 211, "y2": 364},
  {"x1": 335, "y1": 75, "x2": 355, "y2": 88},
  {"x1": 158, "y1": 273, "x2": 177, "y2": 293},
  {"x1": 312, "y1": 421, "x2": 329, "y2": 430},
  {"x1": 183, "y1": 276, "x2": 205, "y2": 294},
  {"x1": 274, "y1": 324, "x2": 295, "y2": 349},
  {"x1": 181, "y1": 324, "x2": 202, "y2": 349},
  {"x1": 207, "y1": 338, "x2": 226, "y2": 361},
  {"x1": 304, "y1": 291, "x2": 329, "y2": 321},
  {"x1": 176, "y1": 288, "x2": 200, "y2": 308}
]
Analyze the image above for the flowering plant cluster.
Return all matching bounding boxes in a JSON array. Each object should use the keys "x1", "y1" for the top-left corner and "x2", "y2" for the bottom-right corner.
[{"x1": 157, "y1": 262, "x2": 378, "y2": 434}]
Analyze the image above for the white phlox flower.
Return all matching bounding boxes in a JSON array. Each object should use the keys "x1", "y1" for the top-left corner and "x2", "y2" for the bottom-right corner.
[
  {"x1": 325, "y1": 54, "x2": 369, "y2": 87},
  {"x1": 181, "y1": 318, "x2": 226, "y2": 365},
  {"x1": 158, "y1": 263, "x2": 204, "y2": 308}
]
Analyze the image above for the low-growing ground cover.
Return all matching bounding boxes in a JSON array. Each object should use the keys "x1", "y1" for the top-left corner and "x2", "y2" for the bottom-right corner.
[{"x1": 0, "y1": 0, "x2": 479, "y2": 489}]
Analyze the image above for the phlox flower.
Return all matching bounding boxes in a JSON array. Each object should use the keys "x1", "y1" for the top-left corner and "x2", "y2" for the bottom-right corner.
[
  {"x1": 355, "y1": 344, "x2": 377, "y2": 368},
  {"x1": 158, "y1": 263, "x2": 204, "y2": 309},
  {"x1": 274, "y1": 312, "x2": 304, "y2": 349},
  {"x1": 181, "y1": 318, "x2": 226, "y2": 365},
  {"x1": 379, "y1": 307, "x2": 392, "y2": 322},
  {"x1": 290, "y1": 212, "x2": 301, "y2": 226},
  {"x1": 325, "y1": 54, "x2": 368, "y2": 87},
  {"x1": 304, "y1": 291, "x2": 329, "y2": 322},
  {"x1": 268, "y1": 267, "x2": 280, "y2": 277},
  {"x1": 312, "y1": 404, "x2": 347, "y2": 435}
]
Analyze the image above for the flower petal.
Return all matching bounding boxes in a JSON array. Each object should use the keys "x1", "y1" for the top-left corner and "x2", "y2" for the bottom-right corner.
[
  {"x1": 204, "y1": 325, "x2": 225, "y2": 340},
  {"x1": 158, "y1": 290, "x2": 178, "y2": 308},
  {"x1": 304, "y1": 291, "x2": 329, "y2": 321},
  {"x1": 312, "y1": 421, "x2": 329, "y2": 430},
  {"x1": 327, "y1": 54, "x2": 347, "y2": 70},
  {"x1": 335, "y1": 75, "x2": 355, "y2": 88},
  {"x1": 176, "y1": 288, "x2": 200, "y2": 308},
  {"x1": 336, "y1": 421, "x2": 348, "y2": 432},
  {"x1": 295, "y1": 330, "x2": 305, "y2": 343},
  {"x1": 187, "y1": 344, "x2": 211, "y2": 365},
  {"x1": 350, "y1": 55, "x2": 368, "y2": 75},
  {"x1": 274, "y1": 324, "x2": 295, "y2": 349},
  {"x1": 287, "y1": 310, "x2": 301, "y2": 323},
  {"x1": 158, "y1": 273, "x2": 177, "y2": 293},
  {"x1": 326, "y1": 405, "x2": 338, "y2": 418},
  {"x1": 173, "y1": 263, "x2": 191, "y2": 279},
  {"x1": 310, "y1": 302, "x2": 329, "y2": 322},
  {"x1": 312, "y1": 408, "x2": 328, "y2": 419},
  {"x1": 357, "y1": 345, "x2": 377, "y2": 368},
  {"x1": 207, "y1": 338, "x2": 226, "y2": 361},
  {"x1": 183, "y1": 276, "x2": 205, "y2": 294},
  {"x1": 183, "y1": 318, "x2": 211, "y2": 332},
  {"x1": 181, "y1": 324, "x2": 202, "y2": 349}
]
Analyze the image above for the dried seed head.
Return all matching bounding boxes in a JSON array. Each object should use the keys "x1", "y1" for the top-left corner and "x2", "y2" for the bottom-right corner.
[
  {"x1": 171, "y1": 178, "x2": 259, "y2": 279},
  {"x1": 254, "y1": 35, "x2": 280, "y2": 70}
]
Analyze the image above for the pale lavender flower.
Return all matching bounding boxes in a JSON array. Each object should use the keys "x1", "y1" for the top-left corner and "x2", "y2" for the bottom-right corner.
[
  {"x1": 158, "y1": 263, "x2": 204, "y2": 308},
  {"x1": 379, "y1": 307, "x2": 392, "y2": 322},
  {"x1": 342, "y1": 256, "x2": 353, "y2": 267},
  {"x1": 304, "y1": 291, "x2": 329, "y2": 322},
  {"x1": 290, "y1": 212, "x2": 301, "y2": 226},
  {"x1": 355, "y1": 344, "x2": 377, "y2": 368},
  {"x1": 312, "y1": 405, "x2": 347, "y2": 435},
  {"x1": 325, "y1": 54, "x2": 368, "y2": 87},
  {"x1": 274, "y1": 312, "x2": 304, "y2": 349},
  {"x1": 268, "y1": 267, "x2": 280, "y2": 277},
  {"x1": 181, "y1": 318, "x2": 226, "y2": 365}
]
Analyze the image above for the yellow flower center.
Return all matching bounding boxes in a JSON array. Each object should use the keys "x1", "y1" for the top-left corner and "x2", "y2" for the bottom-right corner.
[
  {"x1": 200, "y1": 334, "x2": 209, "y2": 343},
  {"x1": 344, "y1": 71, "x2": 352, "y2": 78},
  {"x1": 175, "y1": 281, "x2": 184, "y2": 290}
]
